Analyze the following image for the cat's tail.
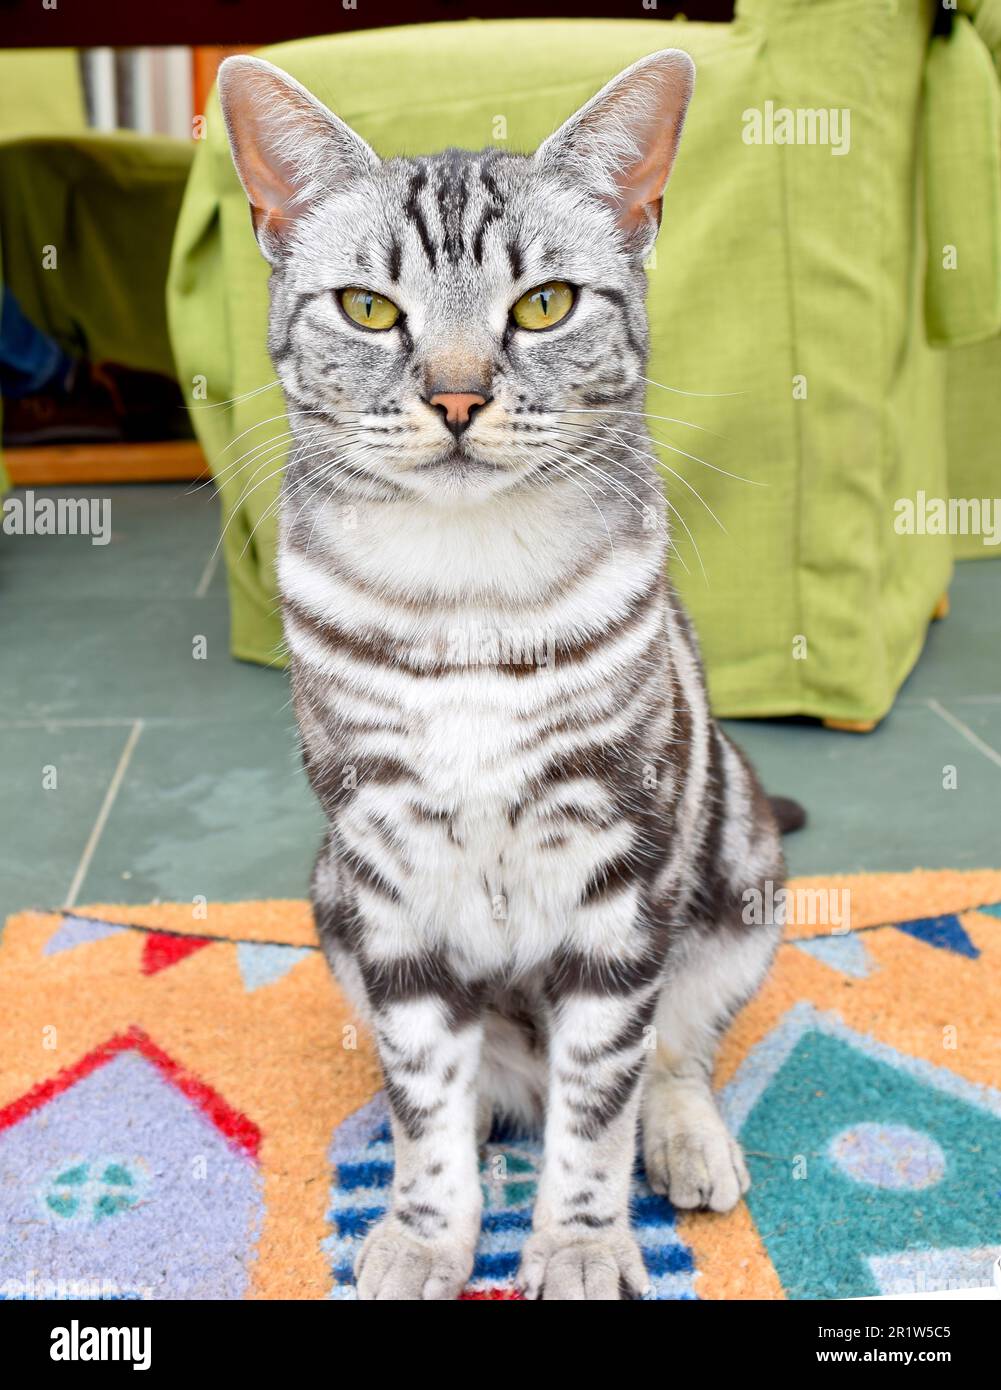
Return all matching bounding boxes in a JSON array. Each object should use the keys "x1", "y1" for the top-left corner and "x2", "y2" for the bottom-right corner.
[{"x1": 768, "y1": 795, "x2": 807, "y2": 835}]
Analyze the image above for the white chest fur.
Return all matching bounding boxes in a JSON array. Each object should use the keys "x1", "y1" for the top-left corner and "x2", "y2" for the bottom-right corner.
[{"x1": 281, "y1": 492, "x2": 662, "y2": 975}]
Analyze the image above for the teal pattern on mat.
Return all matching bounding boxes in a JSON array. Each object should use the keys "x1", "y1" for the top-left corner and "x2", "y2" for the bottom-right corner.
[
  {"x1": 43, "y1": 1158, "x2": 145, "y2": 1223},
  {"x1": 739, "y1": 1029, "x2": 1001, "y2": 1299}
]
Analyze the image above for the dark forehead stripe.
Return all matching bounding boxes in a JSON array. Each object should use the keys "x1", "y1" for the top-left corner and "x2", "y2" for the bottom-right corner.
[
  {"x1": 479, "y1": 160, "x2": 502, "y2": 203},
  {"x1": 435, "y1": 155, "x2": 469, "y2": 265},
  {"x1": 403, "y1": 166, "x2": 438, "y2": 270},
  {"x1": 472, "y1": 203, "x2": 502, "y2": 265},
  {"x1": 472, "y1": 158, "x2": 504, "y2": 265},
  {"x1": 386, "y1": 236, "x2": 401, "y2": 283},
  {"x1": 506, "y1": 239, "x2": 524, "y2": 280}
]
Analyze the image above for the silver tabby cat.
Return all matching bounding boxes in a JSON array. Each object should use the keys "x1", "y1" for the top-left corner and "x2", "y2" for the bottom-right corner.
[{"x1": 220, "y1": 48, "x2": 786, "y2": 1301}]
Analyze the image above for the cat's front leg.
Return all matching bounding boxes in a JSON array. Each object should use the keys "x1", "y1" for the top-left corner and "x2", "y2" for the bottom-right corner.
[
  {"x1": 520, "y1": 987, "x2": 654, "y2": 1301},
  {"x1": 356, "y1": 992, "x2": 485, "y2": 1301}
]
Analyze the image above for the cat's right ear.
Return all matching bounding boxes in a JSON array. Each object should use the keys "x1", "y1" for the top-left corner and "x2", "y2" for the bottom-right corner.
[{"x1": 217, "y1": 56, "x2": 379, "y2": 264}]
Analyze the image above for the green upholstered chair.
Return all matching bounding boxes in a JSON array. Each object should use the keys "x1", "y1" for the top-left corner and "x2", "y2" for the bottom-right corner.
[
  {"x1": 167, "y1": 2, "x2": 1001, "y2": 725},
  {"x1": 0, "y1": 49, "x2": 193, "y2": 490}
]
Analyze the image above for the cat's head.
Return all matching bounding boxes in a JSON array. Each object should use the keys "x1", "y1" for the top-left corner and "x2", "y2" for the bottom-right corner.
[{"x1": 218, "y1": 49, "x2": 694, "y2": 504}]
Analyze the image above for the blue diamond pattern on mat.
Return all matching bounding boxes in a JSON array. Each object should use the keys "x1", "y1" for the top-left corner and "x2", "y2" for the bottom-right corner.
[
  {"x1": 794, "y1": 934, "x2": 873, "y2": 978},
  {"x1": 44, "y1": 916, "x2": 126, "y2": 957},
  {"x1": 236, "y1": 942, "x2": 311, "y2": 992},
  {"x1": 893, "y1": 913, "x2": 980, "y2": 959}
]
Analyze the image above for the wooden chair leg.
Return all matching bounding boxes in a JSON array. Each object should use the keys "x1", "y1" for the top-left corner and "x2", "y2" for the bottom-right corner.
[{"x1": 931, "y1": 591, "x2": 950, "y2": 621}]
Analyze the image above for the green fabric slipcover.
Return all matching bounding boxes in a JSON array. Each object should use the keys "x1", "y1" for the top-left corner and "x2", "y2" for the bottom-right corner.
[
  {"x1": 0, "y1": 47, "x2": 88, "y2": 493},
  {"x1": 947, "y1": 339, "x2": 1001, "y2": 560},
  {"x1": 167, "y1": 3, "x2": 1001, "y2": 722},
  {"x1": 942, "y1": 1, "x2": 1001, "y2": 561},
  {"x1": 0, "y1": 135, "x2": 194, "y2": 379},
  {"x1": 0, "y1": 49, "x2": 87, "y2": 138},
  {"x1": 0, "y1": 50, "x2": 194, "y2": 491},
  {"x1": 923, "y1": 16, "x2": 1001, "y2": 348}
]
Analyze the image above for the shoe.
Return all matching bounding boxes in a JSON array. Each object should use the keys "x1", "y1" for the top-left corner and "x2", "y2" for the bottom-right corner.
[{"x1": 2, "y1": 360, "x2": 190, "y2": 447}]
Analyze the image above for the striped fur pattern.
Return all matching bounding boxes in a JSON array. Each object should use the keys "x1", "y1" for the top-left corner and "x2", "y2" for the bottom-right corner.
[{"x1": 219, "y1": 49, "x2": 785, "y2": 1300}]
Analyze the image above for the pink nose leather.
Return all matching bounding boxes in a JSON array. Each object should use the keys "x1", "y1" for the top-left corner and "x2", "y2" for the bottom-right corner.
[{"x1": 428, "y1": 392, "x2": 487, "y2": 427}]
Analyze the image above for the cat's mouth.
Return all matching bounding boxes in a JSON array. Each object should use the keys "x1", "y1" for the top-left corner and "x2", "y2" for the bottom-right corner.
[{"x1": 416, "y1": 447, "x2": 502, "y2": 473}]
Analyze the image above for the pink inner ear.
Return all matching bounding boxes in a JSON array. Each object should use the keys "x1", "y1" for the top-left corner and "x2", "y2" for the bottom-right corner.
[
  {"x1": 612, "y1": 78, "x2": 690, "y2": 238},
  {"x1": 226, "y1": 89, "x2": 303, "y2": 226},
  {"x1": 219, "y1": 61, "x2": 339, "y2": 256},
  {"x1": 249, "y1": 204, "x2": 293, "y2": 248},
  {"x1": 617, "y1": 141, "x2": 672, "y2": 238},
  {"x1": 241, "y1": 142, "x2": 292, "y2": 212}
]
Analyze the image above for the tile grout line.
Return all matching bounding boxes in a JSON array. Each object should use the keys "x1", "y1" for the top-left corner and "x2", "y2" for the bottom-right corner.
[
  {"x1": 0, "y1": 715, "x2": 296, "y2": 731},
  {"x1": 927, "y1": 698, "x2": 1001, "y2": 772},
  {"x1": 194, "y1": 545, "x2": 222, "y2": 598},
  {"x1": 0, "y1": 717, "x2": 138, "y2": 730},
  {"x1": 63, "y1": 719, "x2": 144, "y2": 910},
  {"x1": 898, "y1": 694, "x2": 1001, "y2": 707}
]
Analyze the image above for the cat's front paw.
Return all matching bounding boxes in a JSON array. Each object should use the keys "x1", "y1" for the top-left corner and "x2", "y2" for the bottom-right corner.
[
  {"x1": 518, "y1": 1227, "x2": 649, "y2": 1301},
  {"x1": 644, "y1": 1111, "x2": 750, "y2": 1213},
  {"x1": 354, "y1": 1217, "x2": 475, "y2": 1301}
]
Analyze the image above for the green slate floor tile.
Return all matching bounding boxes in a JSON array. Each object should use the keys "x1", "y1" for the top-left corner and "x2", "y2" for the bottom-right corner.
[
  {"x1": 0, "y1": 721, "x2": 136, "y2": 925},
  {"x1": 0, "y1": 594, "x2": 289, "y2": 724},
  {"x1": 930, "y1": 698, "x2": 1001, "y2": 767},
  {"x1": 725, "y1": 700, "x2": 1001, "y2": 877},
  {"x1": 75, "y1": 718, "x2": 324, "y2": 906},
  {"x1": 897, "y1": 560, "x2": 1001, "y2": 703},
  {"x1": 0, "y1": 484, "x2": 222, "y2": 602}
]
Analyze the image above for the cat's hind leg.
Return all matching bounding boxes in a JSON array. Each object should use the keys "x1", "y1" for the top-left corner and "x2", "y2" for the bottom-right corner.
[
  {"x1": 644, "y1": 738, "x2": 783, "y2": 1211},
  {"x1": 642, "y1": 922, "x2": 778, "y2": 1211}
]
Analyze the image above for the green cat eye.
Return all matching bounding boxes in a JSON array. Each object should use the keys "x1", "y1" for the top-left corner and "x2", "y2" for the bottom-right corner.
[
  {"x1": 340, "y1": 287, "x2": 400, "y2": 331},
  {"x1": 511, "y1": 281, "x2": 575, "y2": 331}
]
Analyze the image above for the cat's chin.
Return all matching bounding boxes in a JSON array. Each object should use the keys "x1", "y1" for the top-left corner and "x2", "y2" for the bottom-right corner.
[
  {"x1": 409, "y1": 447, "x2": 513, "y2": 496},
  {"x1": 407, "y1": 448, "x2": 517, "y2": 505}
]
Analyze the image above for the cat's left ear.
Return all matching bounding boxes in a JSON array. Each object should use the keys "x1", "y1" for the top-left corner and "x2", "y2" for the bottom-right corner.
[{"x1": 535, "y1": 48, "x2": 695, "y2": 256}]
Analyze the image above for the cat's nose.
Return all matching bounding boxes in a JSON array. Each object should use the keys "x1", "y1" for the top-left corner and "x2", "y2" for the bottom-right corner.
[{"x1": 426, "y1": 391, "x2": 490, "y2": 439}]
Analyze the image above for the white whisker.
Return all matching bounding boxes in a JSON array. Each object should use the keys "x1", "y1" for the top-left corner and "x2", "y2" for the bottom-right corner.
[{"x1": 642, "y1": 374, "x2": 745, "y2": 399}]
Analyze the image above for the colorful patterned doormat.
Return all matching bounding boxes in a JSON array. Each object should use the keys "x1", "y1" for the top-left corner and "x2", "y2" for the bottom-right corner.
[{"x1": 1, "y1": 869, "x2": 1000, "y2": 1301}]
